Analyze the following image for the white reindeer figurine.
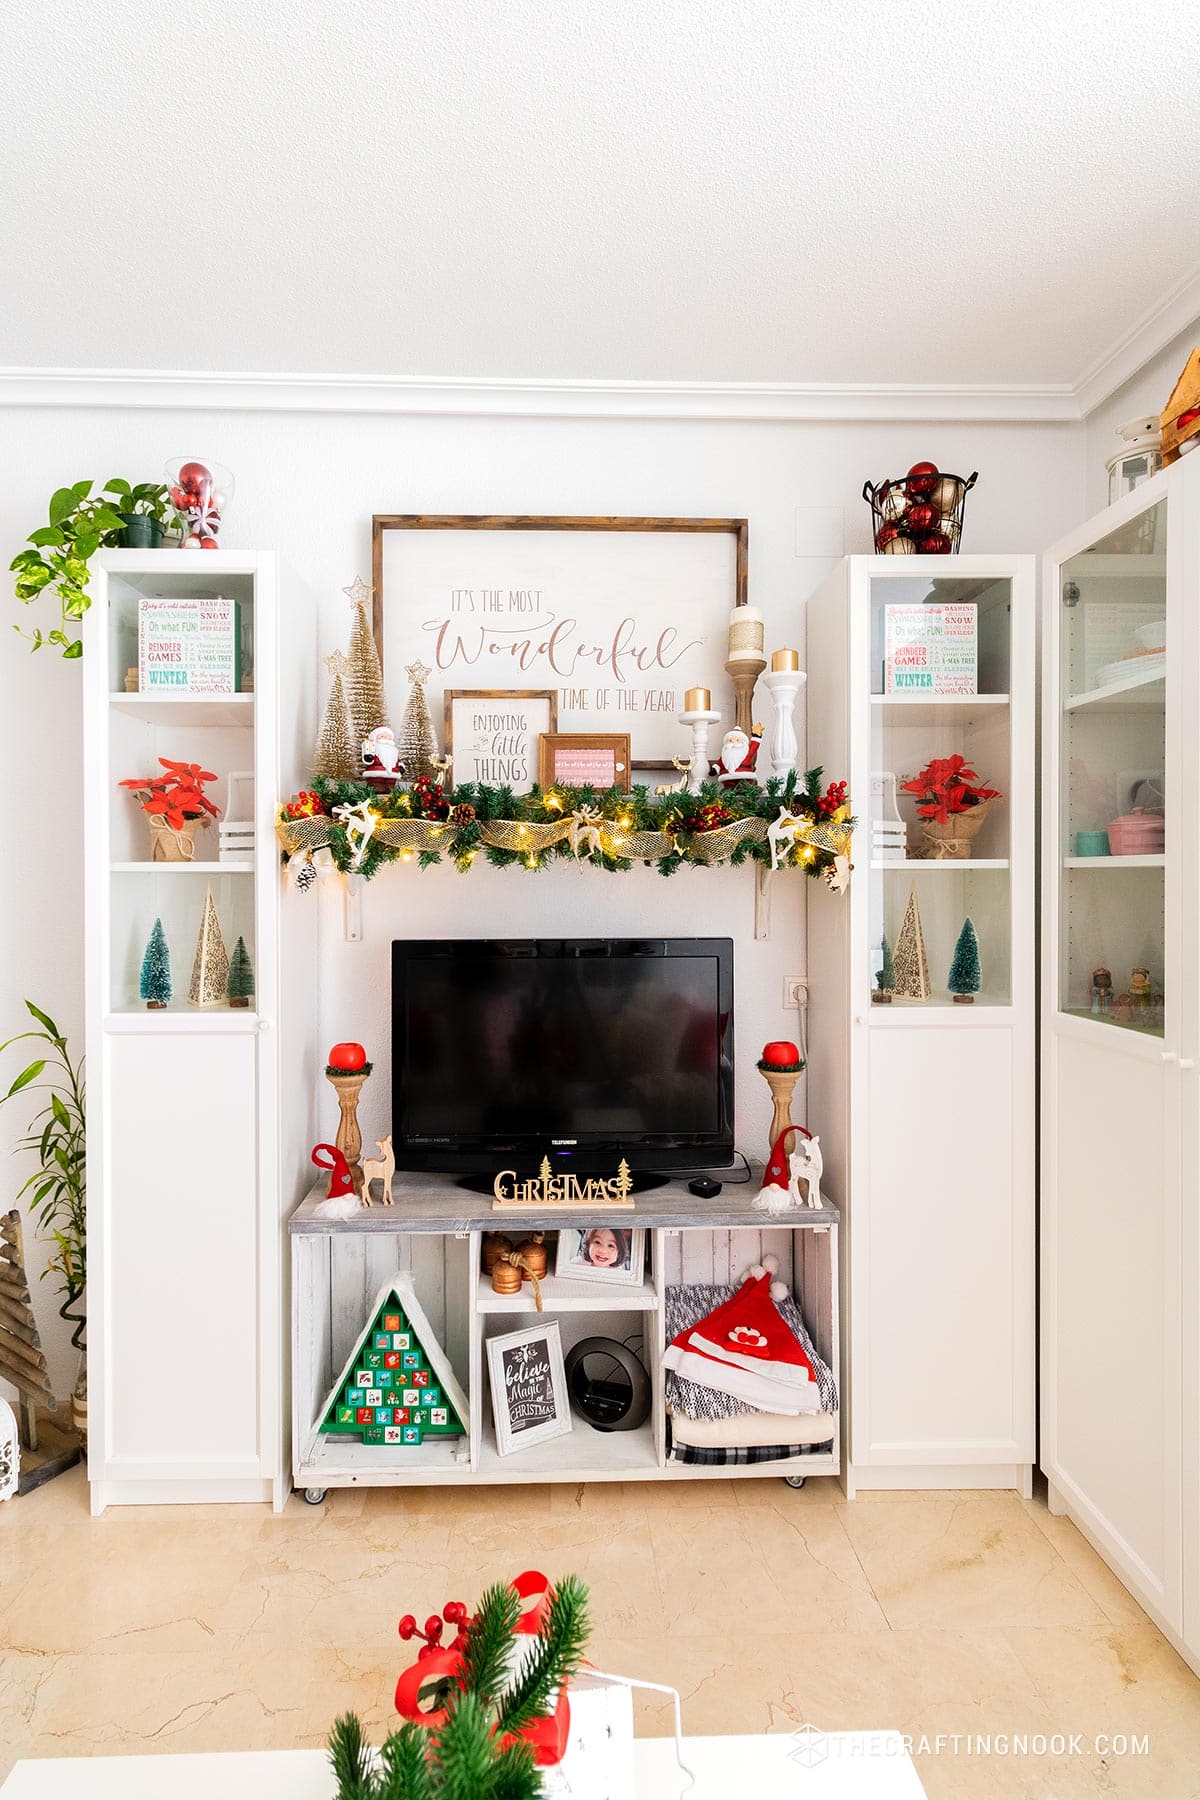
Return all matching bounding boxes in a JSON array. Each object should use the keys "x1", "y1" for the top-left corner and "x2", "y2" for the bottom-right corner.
[
  {"x1": 360, "y1": 1135, "x2": 395, "y2": 1207},
  {"x1": 788, "y1": 1132, "x2": 824, "y2": 1211},
  {"x1": 766, "y1": 806, "x2": 804, "y2": 871}
]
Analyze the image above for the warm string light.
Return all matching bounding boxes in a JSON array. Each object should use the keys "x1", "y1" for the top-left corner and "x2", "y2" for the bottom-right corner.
[
  {"x1": 544, "y1": 793, "x2": 563, "y2": 812},
  {"x1": 401, "y1": 849, "x2": 413, "y2": 863}
]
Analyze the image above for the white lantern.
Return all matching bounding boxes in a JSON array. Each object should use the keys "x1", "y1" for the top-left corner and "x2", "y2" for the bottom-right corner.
[
  {"x1": 1106, "y1": 416, "x2": 1163, "y2": 504},
  {"x1": 0, "y1": 1395, "x2": 18, "y2": 1502}
]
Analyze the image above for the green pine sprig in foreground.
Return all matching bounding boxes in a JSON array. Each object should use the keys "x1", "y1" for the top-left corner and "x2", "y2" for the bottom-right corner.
[{"x1": 326, "y1": 1575, "x2": 589, "y2": 1800}]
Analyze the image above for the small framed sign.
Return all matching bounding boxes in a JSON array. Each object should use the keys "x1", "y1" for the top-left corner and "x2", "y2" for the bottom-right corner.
[
  {"x1": 487, "y1": 1321, "x2": 572, "y2": 1457},
  {"x1": 444, "y1": 689, "x2": 558, "y2": 793},
  {"x1": 538, "y1": 733, "x2": 632, "y2": 793}
]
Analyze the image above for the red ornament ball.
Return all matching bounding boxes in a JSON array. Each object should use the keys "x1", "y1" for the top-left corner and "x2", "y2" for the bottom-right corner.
[
  {"x1": 761, "y1": 1040, "x2": 801, "y2": 1067},
  {"x1": 200, "y1": 536, "x2": 219, "y2": 549},
  {"x1": 178, "y1": 459, "x2": 212, "y2": 492},
  {"x1": 905, "y1": 460, "x2": 939, "y2": 499},
  {"x1": 170, "y1": 485, "x2": 188, "y2": 509},
  {"x1": 906, "y1": 502, "x2": 937, "y2": 533},
  {"x1": 875, "y1": 522, "x2": 901, "y2": 551},
  {"x1": 1177, "y1": 408, "x2": 1200, "y2": 431},
  {"x1": 328, "y1": 1041, "x2": 367, "y2": 1071},
  {"x1": 917, "y1": 531, "x2": 952, "y2": 554}
]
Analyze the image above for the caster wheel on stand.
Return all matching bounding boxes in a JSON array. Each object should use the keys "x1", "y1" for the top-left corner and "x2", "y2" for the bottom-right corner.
[
  {"x1": 303, "y1": 1487, "x2": 328, "y2": 1506},
  {"x1": 784, "y1": 1475, "x2": 807, "y2": 1490}
]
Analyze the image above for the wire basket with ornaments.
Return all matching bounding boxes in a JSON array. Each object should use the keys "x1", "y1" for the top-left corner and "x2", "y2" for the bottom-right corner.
[{"x1": 863, "y1": 465, "x2": 978, "y2": 556}]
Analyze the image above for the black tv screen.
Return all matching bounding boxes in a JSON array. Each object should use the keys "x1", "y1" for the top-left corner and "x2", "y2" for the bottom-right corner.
[{"x1": 392, "y1": 938, "x2": 734, "y2": 1177}]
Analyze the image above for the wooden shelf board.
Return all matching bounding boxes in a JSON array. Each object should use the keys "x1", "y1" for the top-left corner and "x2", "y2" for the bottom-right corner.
[
  {"x1": 1060, "y1": 1007, "x2": 1164, "y2": 1040},
  {"x1": 477, "y1": 1418, "x2": 658, "y2": 1480},
  {"x1": 290, "y1": 1168, "x2": 839, "y2": 1236},
  {"x1": 1063, "y1": 854, "x2": 1164, "y2": 869},
  {"x1": 297, "y1": 1433, "x2": 472, "y2": 1484},
  {"x1": 871, "y1": 858, "x2": 1009, "y2": 871},
  {"x1": 478, "y1": 1275, "x2": 658, "y2": 1314},
  {"x1": 109, "y1": 693, "x2": 254, "y2": 727},
  {"x1": 1065, "y1": 668, "x2": 1164, "y2": 713},
  {"x1": 870, "y1": 692, "x2": 1009, "y2": 705},
  {"x1": 111, "y1": 861, "x2": 255, "y2": 875},
  {"x1": 104, "y1": 1007, "x2": 259, "y2": 1033}
]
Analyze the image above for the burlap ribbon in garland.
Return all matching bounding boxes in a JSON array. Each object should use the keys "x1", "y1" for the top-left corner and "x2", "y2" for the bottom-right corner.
[{"x1": 277, "y1": 804, "x2": 854, "y2": 875}]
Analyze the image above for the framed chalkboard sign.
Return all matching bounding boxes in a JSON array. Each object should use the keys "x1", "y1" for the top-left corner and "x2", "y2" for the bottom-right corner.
[{"x1": 487, "y1": 1322, "x2": 572, "y2": 1457}]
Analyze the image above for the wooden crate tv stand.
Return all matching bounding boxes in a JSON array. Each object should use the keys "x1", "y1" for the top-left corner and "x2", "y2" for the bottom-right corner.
[{"x1": 290, "y1": 1172, "x2": 840, "y2": 1498}]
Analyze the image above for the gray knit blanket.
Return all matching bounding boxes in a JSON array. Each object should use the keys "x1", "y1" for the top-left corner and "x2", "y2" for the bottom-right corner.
[{"x1": 664, "y1": 1282, "x2": 838, "y2": 1420}]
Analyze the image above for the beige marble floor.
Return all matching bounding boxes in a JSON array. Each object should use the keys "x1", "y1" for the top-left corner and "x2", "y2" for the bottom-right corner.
[{"x1": 2, "y1": 1470, "x2": 1200, "y2": 1798}]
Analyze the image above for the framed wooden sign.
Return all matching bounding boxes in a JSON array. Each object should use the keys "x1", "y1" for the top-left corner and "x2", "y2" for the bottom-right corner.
[
  {"x1": 444, "y1": 689, "x2": 557, "y2": 792},
  {"x1": 487, "y1": 1321, "x2": 572, "y2": 1456},
  {"x1": 372, "y1": 515, "x2": 747, "y2": 764},
  {"x1": 538, "y1": 732, "x2": 631, "y2": 793}
]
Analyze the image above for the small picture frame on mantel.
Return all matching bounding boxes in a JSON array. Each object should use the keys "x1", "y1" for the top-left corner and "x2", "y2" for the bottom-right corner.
[
  {"x1": 538, "y1": 733, "x2": 632, "y2": 793},
  {"x1": 445, "y1": 689, "x2": 558, "y2": 794},
  {"x1": 487, "y1": 1321, "x2": 572, "y2": 1457}
]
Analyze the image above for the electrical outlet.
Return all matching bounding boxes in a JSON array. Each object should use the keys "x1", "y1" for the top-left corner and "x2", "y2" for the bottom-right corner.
[{"x1": 783, "y1": 976, "x2": 808, "y2": 1008}]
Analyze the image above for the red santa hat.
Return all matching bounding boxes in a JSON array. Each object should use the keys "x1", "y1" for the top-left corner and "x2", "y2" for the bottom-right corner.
[{"x1": 663, "y1": 1261, "x2": 822, "y2": 1413}]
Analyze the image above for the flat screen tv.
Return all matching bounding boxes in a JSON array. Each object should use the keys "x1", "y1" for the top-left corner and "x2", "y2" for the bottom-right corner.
[{"x1": 391, "y1": 938, "x2": 734, "y2": 1180}]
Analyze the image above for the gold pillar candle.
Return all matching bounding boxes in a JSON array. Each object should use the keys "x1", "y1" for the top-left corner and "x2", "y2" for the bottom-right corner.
[
  {"x1": 684, "y1": 686, "x2": 712, "y2": 712},
  {"x1": 771, "y1": 648, "x2": 800, "y2": 672}
]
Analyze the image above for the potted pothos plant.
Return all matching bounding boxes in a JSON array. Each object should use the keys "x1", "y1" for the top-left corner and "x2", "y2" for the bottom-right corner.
[
  {"x1": 11, "y1": 478, "x2": 180, "y2": 657},
  {"x1": 0, "y1": 1003, "x2": 87, "y2": 1435}
]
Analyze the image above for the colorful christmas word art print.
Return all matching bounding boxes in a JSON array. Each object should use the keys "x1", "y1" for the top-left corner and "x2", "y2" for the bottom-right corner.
[
  {"x1": 138, "y1": 597, "x2": 242, "y2": 694},
  {"x1": 318, "y1": 1280, "x2": 468, "y2": 1447},
  {"x1": 884, "y1": 603, "x2": 977, "y2": 695}
]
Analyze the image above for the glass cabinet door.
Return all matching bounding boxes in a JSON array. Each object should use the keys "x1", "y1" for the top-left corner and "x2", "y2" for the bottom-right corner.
[
  {"x1": 1057, "y1": 498, "x2": 1166, "y2": 1035},
  {"x1": 867, "y1": 570, "x2": 1014, "y2": 1008}
]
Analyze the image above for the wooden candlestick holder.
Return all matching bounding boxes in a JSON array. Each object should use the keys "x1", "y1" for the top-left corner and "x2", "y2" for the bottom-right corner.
[
  {"x1": 724, "y1": 652, "x2": 766, "y2": 738},
  {"x1": 759, "y1": 1063, "x2": 804, "y2": 1156},
  {"x1": 326, "y1": 1069, "x2": 369, "y2": 1191}
]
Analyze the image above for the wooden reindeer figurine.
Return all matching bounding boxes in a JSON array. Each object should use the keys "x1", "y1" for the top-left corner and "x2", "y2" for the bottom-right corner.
[{"x1": 360, "y1": 1135, "x2": 395, "y2": 1207}]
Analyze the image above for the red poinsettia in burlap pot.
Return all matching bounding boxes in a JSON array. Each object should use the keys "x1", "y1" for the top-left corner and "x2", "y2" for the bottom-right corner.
[
  {"x1": 901, "y1": 755, "x2": 1000, "y2": 860},
  {"x1": 120, "y1": 758, "x2": 220, "y2": 861}
]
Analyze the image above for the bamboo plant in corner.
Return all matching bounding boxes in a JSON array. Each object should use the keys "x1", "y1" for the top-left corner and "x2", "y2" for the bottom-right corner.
[{"x1": 0, "y1": 1002, "x2": 87, "y2": 1435}]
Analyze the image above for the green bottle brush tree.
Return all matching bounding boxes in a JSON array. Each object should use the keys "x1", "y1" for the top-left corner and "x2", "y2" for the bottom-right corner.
[{"x1": 948, "y1": 917, "x2": 982, "y2": 1003}]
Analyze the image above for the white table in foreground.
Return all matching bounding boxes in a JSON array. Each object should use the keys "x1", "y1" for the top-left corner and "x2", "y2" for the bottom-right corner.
[{"x1": 0, "y1": 1734, "x2": 925, "y2": 1798}]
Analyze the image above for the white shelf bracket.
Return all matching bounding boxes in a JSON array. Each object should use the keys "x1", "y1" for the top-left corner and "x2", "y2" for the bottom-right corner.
[
  {"x1": 754, "y1": 865, "x2": 773, "y2": 940},
  {"x1": 343, "y1": 874, "x2": 364, "y2": 943}
]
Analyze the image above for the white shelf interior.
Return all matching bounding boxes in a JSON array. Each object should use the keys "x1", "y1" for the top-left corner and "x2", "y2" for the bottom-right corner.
[
  {"x1": 477, "y1": 1417, "x2": 658, "y2": 1480},
  {"x1": 871, "y1": 857, "x2": 1009, "y2": 871},
  {"x1": 110, "y1": 694, "x2": 254, "y2": 727},
  {"x1": 111, "y1": 860, "x2": 255, "y2": 875},
  {"x1": 1065, "y1": 668, "x2": 1164, "y2": 713}
]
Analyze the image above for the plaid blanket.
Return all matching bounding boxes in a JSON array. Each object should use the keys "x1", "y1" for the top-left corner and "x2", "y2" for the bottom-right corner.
[
  {"x1": 665, "y1": 1282, "x2": 838, "y2": 1421},
  {"x1": 669, "y1": 1435, "x2": 833, "y2": 1466}
]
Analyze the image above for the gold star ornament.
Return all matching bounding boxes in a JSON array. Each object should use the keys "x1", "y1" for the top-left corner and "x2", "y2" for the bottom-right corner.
[{"x1": 342, "y1": 575, "x2": 373, "y2": 608}]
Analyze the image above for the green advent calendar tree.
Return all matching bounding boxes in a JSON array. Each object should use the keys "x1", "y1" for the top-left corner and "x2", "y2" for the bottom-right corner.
[
  {"x1": 139, "y1": 917, "x2": 172, "y2": 1009},
  {"x1": 948, "y1": 916, "x2": 982, "y2": 1004},
  {"x1": 320, "y1": 1278, "x2": 468, "y2": 1446}
]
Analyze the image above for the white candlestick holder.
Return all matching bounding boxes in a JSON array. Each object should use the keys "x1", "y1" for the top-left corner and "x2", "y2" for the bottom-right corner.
[
  {"x1": 761, "y1": 668, "x2": 807, "y2": 783},
  {"x1": 678, "y1": 709, "x2": 721, "y2": 795}
]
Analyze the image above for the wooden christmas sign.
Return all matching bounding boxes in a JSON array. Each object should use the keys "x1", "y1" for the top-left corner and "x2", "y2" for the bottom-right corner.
[
  {"x1": 0, "y1": 1211, "x2": 57, "y2": 1442},
  {"x1": 491, "y1": 1156, "x2": 636, "y2": 1211},
  {"x1": 893, "y1": 885, "x2": 931, "y2": 1000},
  {"x1": 318, "y1": 1276, "x2": 468, "y2": 1446}
]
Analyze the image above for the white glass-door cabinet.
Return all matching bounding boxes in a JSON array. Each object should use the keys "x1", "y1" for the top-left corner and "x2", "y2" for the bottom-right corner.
[
  {"x1": 807, "y1": 555, "x2": 1036, "y2": 1492},
  {"x1": 1041, "y1": 460, "x2": 1200, "y2": 1669},
  {"x1": 83, "y1": 551, "x2": 316, "y2": 1512}
]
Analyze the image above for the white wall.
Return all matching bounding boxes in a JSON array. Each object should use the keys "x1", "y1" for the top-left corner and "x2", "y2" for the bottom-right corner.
[
  {"x1": 1086, "y1": 318, "x2": 1200, "y2": 513},
  {"x1": 0, "y1": 401, "x2": 1085, "y2": 1398}
]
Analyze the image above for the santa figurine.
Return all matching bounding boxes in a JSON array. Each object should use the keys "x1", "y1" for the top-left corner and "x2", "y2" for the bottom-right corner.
[
  {"x1": 361, "y1": 725, "x2": 404, "y2": 788},
  {"x1": 712, "y1": 725, "x2": 763, "y2": 788}
]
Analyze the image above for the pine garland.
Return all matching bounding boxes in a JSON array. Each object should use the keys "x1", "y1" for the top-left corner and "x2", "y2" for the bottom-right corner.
[
  {"x1": 325, "y1": 1576, "x2": 590, "y2": 1800},
  {"x1": 283, "y1": 768, "x2": 856, "y2": 885}
]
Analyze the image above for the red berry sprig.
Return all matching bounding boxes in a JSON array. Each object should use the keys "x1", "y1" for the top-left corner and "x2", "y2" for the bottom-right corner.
[
  {"x1": 411, "y1": 775, "x2": 450, "y2": 821},
  {"x1": 398, "y1": 1600, "x2": 470, "y2": 1660},
  {"x1": 817, "y1": 779, "x2": 848, "y2": 819},
  {"x1": 693, "y1": 801, "x2": 732, "y2": 833}
]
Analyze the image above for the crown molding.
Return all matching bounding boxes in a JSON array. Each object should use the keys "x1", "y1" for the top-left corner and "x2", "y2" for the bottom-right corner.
[
  {"x1": 0, "y1": 366, "x2": 1081, "y2": 423},
  {"x1": 1074, "y1": 266, "x2": 1200, "y2": 419}
]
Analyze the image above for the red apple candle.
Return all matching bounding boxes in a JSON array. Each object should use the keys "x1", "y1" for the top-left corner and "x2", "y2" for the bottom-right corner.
[
  {"x1": 325, "y1": 1044, "x2": 372, "y2": 1192},
  {"x1": 757, "y1": 1042, "x2": 805, "y2": 1162},
  {"x1": 327, "y1": 1041, "x2": 369, "y2": 1073}
]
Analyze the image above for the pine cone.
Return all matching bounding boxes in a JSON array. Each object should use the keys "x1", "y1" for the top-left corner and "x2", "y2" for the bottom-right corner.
[{"x1": 452, "y1": 802, "x2": 477, "y2": 826}]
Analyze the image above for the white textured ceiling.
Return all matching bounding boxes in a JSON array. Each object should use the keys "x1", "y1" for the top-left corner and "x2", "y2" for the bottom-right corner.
[{"x1": 2, "y1": 0, "x2": 1199, "y2": 387}]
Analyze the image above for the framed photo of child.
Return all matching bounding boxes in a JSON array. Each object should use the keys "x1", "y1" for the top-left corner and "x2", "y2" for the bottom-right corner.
[{"x1": 555, "y1": 1224, "x2": 646, "y2": 1288}]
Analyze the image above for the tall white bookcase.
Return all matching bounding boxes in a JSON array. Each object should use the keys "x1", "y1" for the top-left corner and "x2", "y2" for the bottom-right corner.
[
  {"x1": 83, "y1": 550, "x2": 316, "y2": 1513},
  {"x1": 1041, "y1": 461, "x2": 1200, "y2": 1672},
  {"x1": 806, "y1": 554, "x2": 1036, "y2": 1492}
]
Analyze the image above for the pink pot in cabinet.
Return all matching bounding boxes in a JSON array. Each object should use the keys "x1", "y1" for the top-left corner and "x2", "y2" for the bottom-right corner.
[{"x1": 1106, "y1": 808, "x2": 1165, "y2": 856}]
